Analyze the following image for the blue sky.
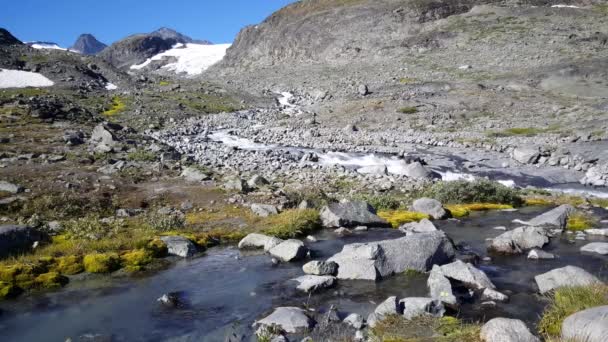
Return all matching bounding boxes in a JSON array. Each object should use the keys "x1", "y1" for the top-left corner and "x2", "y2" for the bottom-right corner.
[{"x1": 1, "y1": 0, "x2": 296, "y2": 47}]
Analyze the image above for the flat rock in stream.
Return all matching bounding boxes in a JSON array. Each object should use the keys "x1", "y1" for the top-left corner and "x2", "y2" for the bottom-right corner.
[
  {"x1": 562, "y1": 305, "x2": 608, "y2": 342},
  {"x1": 291, "y1": 275, "x2": 336, "y2": 292},
  {"x1": 399, "y1": 218, "x2": 437, "y2": 234},
  {"x1": 410, "y1": 198, "x2": 447, "y2": 220},
  {"x1": 534, "y1": 266, "x2": 602, "y2": 294},
  {"x1": 238, "y1": 233, "x2": 283, "y2": 252},
  {"x1": 489, "y1": 226, "x2": 549, "y2": 254},
  {"x1": 302, "y1": 260, "x2": 338, "y2": 276},
  {"x1": 254, "y1": 307, "x2": 315, "y2": 334},
  {"x1": 160, "y1": 236, "x2": 197, "y2": 257},
  {"x1": 268, "y1": 239, "x2": 308, "y2": 262},
  {"x1": 580, "y1": 242, "x2": 608, "y2": 255},
  {"x1": 527, "y1": 249, "x2": 555, "y2": 260},
  {"x1": 480, "y1": 318, "x2": 540, "y2": 342},
  {"x1": 320, "y1": 201, "x2": 389, "y2": 228},
  {"x1": 439, "y1": 260, "x2": 496, "y2": 290},
  {"x1": 328, "y1": 231, "x2": 455, "y2": 280},
  {"x1": 522, "y1": 204, "x2": 575, "y2": 229}
]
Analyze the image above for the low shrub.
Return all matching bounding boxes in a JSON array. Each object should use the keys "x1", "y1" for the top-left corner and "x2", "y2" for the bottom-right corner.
[
  {"x1": 424, "y1": 179, "x2": 523, "y2": 207},
  {"x1": 538, "y1": 284, "x2": 608, "y2": 338},
  {"x1": 262, "y1": 209, "x2": 321, "y2": 239}
]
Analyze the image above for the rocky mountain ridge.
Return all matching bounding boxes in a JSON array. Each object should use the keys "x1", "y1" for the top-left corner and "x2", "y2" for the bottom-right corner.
[{"x1": 70, "y1": 33, "x2": 107, "y2": 55}]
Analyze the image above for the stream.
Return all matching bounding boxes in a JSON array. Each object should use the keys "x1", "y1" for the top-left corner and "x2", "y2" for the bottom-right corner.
[{"x1": 1, "y1": 207, "x2": 607, "y2": 341}]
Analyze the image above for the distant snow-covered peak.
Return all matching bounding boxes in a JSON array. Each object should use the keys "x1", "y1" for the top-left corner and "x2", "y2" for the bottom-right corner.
[
  {"x1": 27, "y1": 41, "x2": 67, "y2": 50},
  {"x1": 130, "y1": 43, "x2": 231, "y2": 76}
]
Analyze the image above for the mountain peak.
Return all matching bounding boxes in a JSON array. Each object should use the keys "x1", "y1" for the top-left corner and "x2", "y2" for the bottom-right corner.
[
  {"x1": 150, "y1": 27, "x2": 212, "y2": 45},
  {"x1": 71, "y1": 33, "x2": 107, "y2": 55},
  {"x1": 0, "y1": 28, "x2": 22, "y2": 46}
]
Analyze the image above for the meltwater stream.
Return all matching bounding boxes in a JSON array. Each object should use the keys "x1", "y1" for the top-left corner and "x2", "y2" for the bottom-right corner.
[{"x1": 1, "y1": 208, "x2": 607, "y2": 342}]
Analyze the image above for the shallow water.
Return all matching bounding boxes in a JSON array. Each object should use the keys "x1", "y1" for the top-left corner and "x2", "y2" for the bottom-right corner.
[{"x1": 1, "y1": 208, "x2": 607, "y2": 341}]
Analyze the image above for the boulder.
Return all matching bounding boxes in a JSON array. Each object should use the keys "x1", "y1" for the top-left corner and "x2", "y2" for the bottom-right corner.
[
  {"x1": 269, "y1": 239, "x2": 308, "y2": 262},
  {"x1": 159, "y1": 236, "x2": 197, "y2": 257},
  {"x1": 403, "y1": 162, "x2": 433, "y2": 180},
  {"x1": 585, "y1": 228, "x2": 608, "y2": 236},
  {"x1": 251, "y1": 204, "x2": 279, "y2": 217},
  {"x1": 180, "y1": 167, "x2": 209, "y2": 182},
  {"x1": 367, "y1": 296, "x2": 402, "y2": 328},
  {"x1": 0, "y1": 225, "x2": 46, "y2": 258},
  {"x1": 481, "y1": 288, "x2": 509, "y2": 302},
  {"x1": 512, "y1": 147, "x2": 540, "y2": 164},
  {"x1": 410, "y1": 198, "x2": 447, "y2": 220},
  {"x1": 534, "y1": 266, "x2": 602, "y2": 294},
  {"x1": 247, "y1": 174, "x2": 269, "y2": 189},
  {"x1": 399, "y1": 218, "x2": 437, "y2": 234},
  {"x1": 255, "y1": 307, "x2": 314, "y2": 334},
  {"x1": 527, "y1": 249, "x2": 555, "y2": 260},
  {"x1": 480, "y1": 318, "x2": 540, "y2": 342},
  {"x1": 357, "y1": 165, "x2": 387, "y2": 175},
  {"x1": 343, "y1": 313, "x2": 364, "y2": 329},
  {"x1": 320, "y1": 201, "x2": 389, "y2": 228},
  {"x1": 328, "y1": 231, "x2": 455, "y2": 280},
  {"x1": 0, "y1": 181, "x2": 23, "y2": 194},
  {"x1": 439, "y1": 260, "x2": 496, "y2": 290},
  {"x1": 400, "y1": 297, "x2": 445, "y2": 319},
  {"x1": 561, "y1": 305, "x2": 608, "y2": 342},
  {"x1": 238, "y1": 233, "x2": 283, "y2": 252},
  {"x1": 489, "y1": 226, "x2": 550, "y2": 254},
  {"x1": 224, "y1": 178, "x2": 250, "y2": 193},
  {"x1": 580, "y1": 242, "x2": 608, "y2": 255},
  {"x1": 291, "y1": 275, "x2": 336, "y2": 292},
  {"x1": 358, "y1": 84, "x2": 369, "y2": 96},
  {"x1": 90, "y1": 124, "x2": 117, "y2": 151},
  {"x1": 523, "y1": 205, "x2": 575, "y2": 229},
  {"x1": 428, "y1": 265, "x2": 457, "y2": 307},
  {"x1": 302, "y1": 260, "x2": 338, "y2": 276}
]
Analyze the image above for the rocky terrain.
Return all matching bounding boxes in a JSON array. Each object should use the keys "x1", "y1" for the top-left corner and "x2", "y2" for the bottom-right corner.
[{"x1": 0, "y1": 0, "x2": 608, "y2": 341}]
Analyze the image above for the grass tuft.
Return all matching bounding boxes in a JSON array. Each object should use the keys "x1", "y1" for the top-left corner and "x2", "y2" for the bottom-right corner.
[
  {"x1": 370, "y1": 315, "x2": 482, "y2": 342},
  {"x1": 538, "y1": 284, "x2": 608, "y2": 338},
  {"x1": 262, "y1": 209, "x2": 321, "y2": 239},
  {"x1": 398, "y1": 106, "x2": 419, "y2": 114},
  {"x1": 566, "y1": 211, "x2": 597, "y2": 232}
]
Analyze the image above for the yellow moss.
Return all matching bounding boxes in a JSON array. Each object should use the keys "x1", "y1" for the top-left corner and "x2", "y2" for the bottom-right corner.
[
  {"x1": 445, "y1": 203, "x2": 513, "y2": 218},
  {"x1": 54, "y1": 255, "x2": 84, "y2": 275},
  {"x1": 524, "y1": 195, "x2": 585, "y2": 207},
  {"x1": 83, "y1": 253, "x2": 121, "y2": 274},
  {"x1": 566, "y1": 211, "x2": 598, "y2": 232},
  {"x1": 524, "y1": 197, "x2": 553, "y2": 206},
  {"x1": 33, "y1": 272, "x2": 68, "y2": 289},
  {"x1": 145, "y1": 238, "x2": 168, "y2": 257},
  {"x1": 377, "y1": 210, "x2": 430, "y2": 228},
  {"x1": 0, "y1": 281, "x2": 21, "y2": 299},
  {"x1": 102, "y1": 96, "x2": 127, "y2": 116},
  {"x1": 121, "y1": 249, "x2": 154, "y2": 272}
]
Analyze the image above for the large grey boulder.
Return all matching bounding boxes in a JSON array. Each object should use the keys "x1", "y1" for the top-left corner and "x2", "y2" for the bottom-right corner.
[
  {"x1": 91, "y1": 124, "x2": 117, "y2": 151},
  {"x1": 0, "y1": 225, "x2": 46, "y2": 258},
  {"x1": 428, "y1": 265, "x2": 457, "y2": 307},
  {"x1": 403, "y1": 162, "x2": 433, "y2": 180},
  {"x1": 343, "y1": 313, "x2": 364, "y2": 329},
  {"x1": 523, "y1": 204, "x2": 575, "y2": 229},
  {"x1": 180, "y1": 167, "x2": 209, "y2": 182},
  {"x1": 410, "y1": 198, "x2": 447, "y2": 220},
  {"x1": 302, "y1": 260, "x2": 338, "y2": 276},
  {"x1": 251, "y1": 204, "x2": 279, "y2": 217},
  {"x1": 0, "y1": 181, "x2": 23, "y2": 194},
  {"x1": 480, "y1": 318, "x2": 540, "y2": 342},
  {"x1": 328, "y1": 231, "x2": 455, "y2": 280},
  {"x1": 400, "y1": 297, "x2": 445, "y2": 320},
  {"x1": 439, "y1": 260, "x2": 496, "y2": 290},
  {"x1": 512, "y1": 147, "x2": 540, "y2": 165},
  {"x1": 489, "y1": 226, "x2": 550, "y2": 254},
  {"x1": 269, "y1": 239, "x2": 308, "y2": 262},
  {"x1": 562, "y1": 305, "x2": 608, "y2": 342},
  {"x1": 367, "y1": 296, "x2": 401, "y2": 327},
  {"x1": 160, "y1": 236, "x2": 197, "y2": 257},
  {"x1": 534, "y1": 266, "x2": 602, "y2": 294},
  {"x1": 255, "y1": 307, "x2": 314, "y2": 334},
  {"x1": 291, "y1": 275, "x2": 336, "y2": 292},
  {"x1": 320, "y1": 201, "x2": 389, "y2": 228},
  {"x1": 399, "y1": 218, "x2": 437, "y2": 234},
  {"x1": 580, "y1": 242, "x2": 608, "y2": 255},
  {"x1": 238, "y1": 233, "x2": 283, "y2": 252}
]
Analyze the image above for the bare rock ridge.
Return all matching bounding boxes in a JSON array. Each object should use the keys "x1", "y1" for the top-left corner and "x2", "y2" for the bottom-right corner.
[
  {"x1": 0, "y1": 28, "x2": 22, "y2": 46},
  {"x1": 70, "y1": 34, "x2": 107, "y2": 55}
]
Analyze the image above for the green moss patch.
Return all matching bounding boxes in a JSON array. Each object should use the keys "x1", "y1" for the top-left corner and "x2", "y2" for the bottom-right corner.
[{"x1": 83, "y1": 253, "x2": 121, "y2": 274}]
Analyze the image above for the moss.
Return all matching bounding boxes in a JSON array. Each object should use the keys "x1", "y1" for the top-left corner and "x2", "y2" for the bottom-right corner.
[
  {"x1": 445, "y1": 203, "x2": 513, "y2": 218},
  {"x1": 33, "y1": 272, "x2": 68, "y2": 289},
  {"x1": 262, "y1": 209, "x2": 321, "y2": 239},
  {"x1": 121, "y1": 249, "x2": 154, "y2": 272},
  {"x1": 145, "y1": 238, "x2": 168, "y2": 258},
  {"x1": 566, "y1": 211, "x2": 597, "y2": 232},
  {"x1": 378, "y1": 210, "x2": 430, "y2": 228},
  {"x1": 102, "y1": 96, "x2": 127, "y2": 116},
  {"x1": 54, "y1": 255, "x2": 84, "y2": 275},
  {"x1": 159, "y1": 81, "x2": 171, "y2": 86},
  {"x1": 398, "y1": 106, "x2": 419, "y2": 114},
  {"x1": 424, "y1": 180, "x2": 523, "y2": 207},
  {"x1": 0, "y1": 282, "x2": 22, "y2": 299},
  {"x1": 83, "y1": 253, "x2": 121, "y2": 274},
  {"x1": 538, "y1": 284, "x2": 608, "y2": 338}
]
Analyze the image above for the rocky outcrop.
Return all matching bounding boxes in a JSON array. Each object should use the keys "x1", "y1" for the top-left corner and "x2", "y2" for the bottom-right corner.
[
  {"x1": 561, "y1": 305, "x2": 608, "y2": 342},
  {"x1": 320, "y1": 201, "x2": 388, "y2": 228},
  {"x1": 327, "y1": 231, "x2": 455, "y2": 280},
  {"x1": 0, "y1": 28, "x2": 22, "y2": 46},
  {"x1": 70, "y1": 34, "x2": 107, "y2": 55},
  {"x1": 480, "y1": 318, "x2": 540, "y2": 342},
  {"x1": 534, "y1": 266, "x2": 602, "y2": 294}
]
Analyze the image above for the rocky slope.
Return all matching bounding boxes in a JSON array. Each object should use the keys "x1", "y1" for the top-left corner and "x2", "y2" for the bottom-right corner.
[
  {"x1": 0, "y1": 28, "x2": 22, "y2": 46},
  {"x1": 70, "y1": 33, "x2": 107, "y2": 55}
]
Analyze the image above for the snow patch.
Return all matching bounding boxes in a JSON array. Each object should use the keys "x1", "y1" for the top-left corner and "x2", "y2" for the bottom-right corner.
[
  {"x1": 551, "y1": 5, "x2": 580, "y2": 9},
  {"x1": 105, "y1": 83, "x2": 118, "y2": 90},
  {"x1": 29, "y1": 42, "x2": 66, "y2": 51},
  {"x1": 0, "y1": 69, "x2": 54, "y2": 88},
  {"x1": 130, "y1": 43, "x2": 230, "y2": 76}
]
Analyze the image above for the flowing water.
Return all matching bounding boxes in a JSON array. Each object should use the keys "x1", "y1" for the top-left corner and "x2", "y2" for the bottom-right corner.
[{"x1": 1, "y1": 207, "x2": 607, "y2": 342}]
